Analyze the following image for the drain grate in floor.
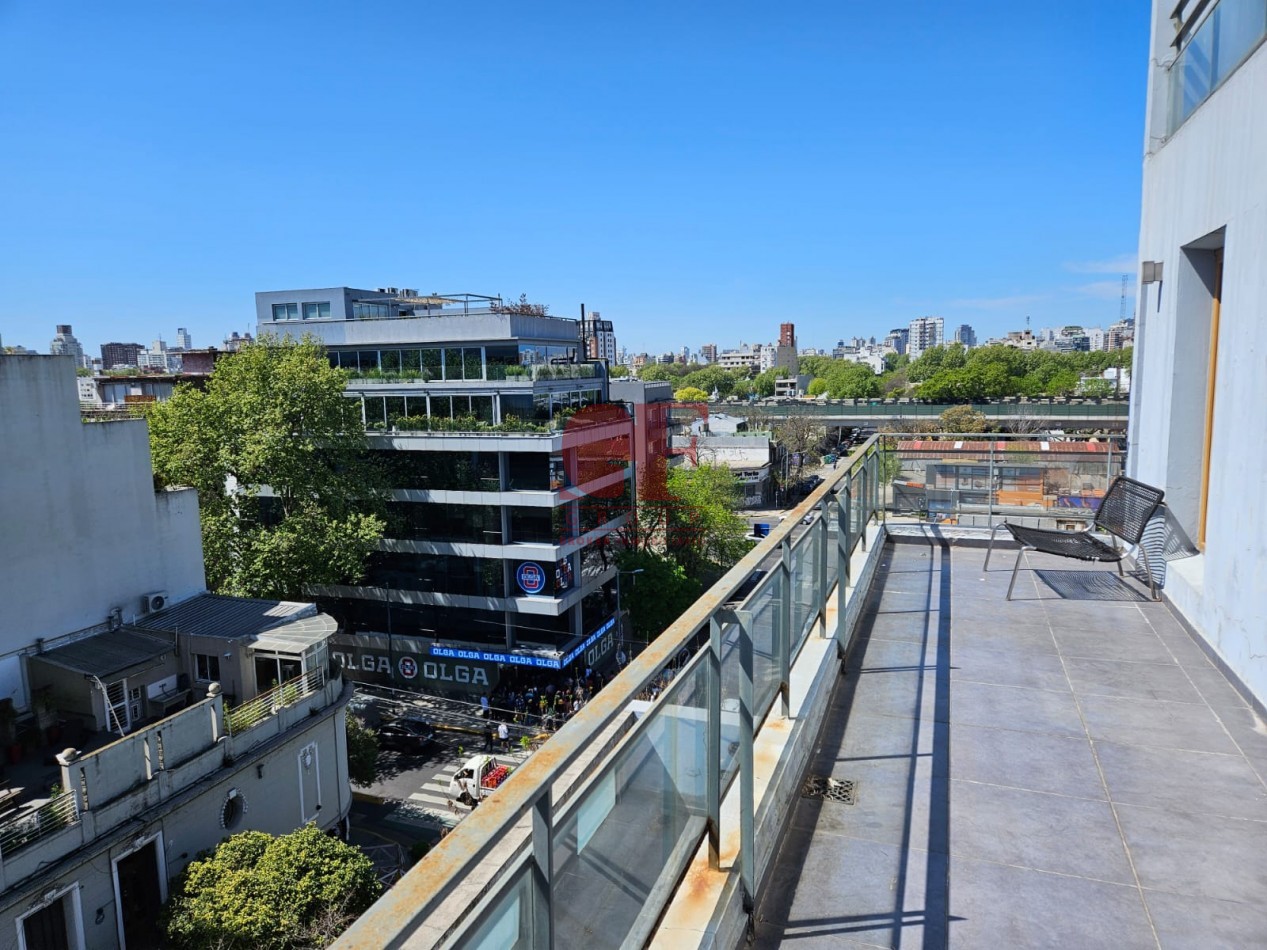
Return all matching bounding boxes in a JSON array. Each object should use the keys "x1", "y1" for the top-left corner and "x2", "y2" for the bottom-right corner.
[{"x1": 800, "y1": 775, "x2": 857, "y2": 804}]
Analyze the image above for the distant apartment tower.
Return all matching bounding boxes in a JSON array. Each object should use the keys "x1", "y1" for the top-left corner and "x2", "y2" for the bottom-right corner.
[
  {"x1": 1054, "y1": 326, "x2": 1091, "y2": 353},
  {"x1": 100, "y1": 341, "x2": 144, "y2": 369},
  {"x1": 952, "y1": 324, "x2": 977, "y2": 347},
  {"x1": 175, "y1": 327, "x2": 192, "y2": 350},
  {"x1": 700, "y1": 343, "x2": 717, "y2": 364},
  {"x1": 883, "y1": 328, "x2": 909, "y2": 355},
  {"x1": 223, "y1": 331, "x2": 254, "y2": 352},
  {"x1": 1106, "y1": 319, "x2": 1134, "y2": 350},
  {"x1": 49, "y1": 324, "x2": 86, "y2": 367},
  {"x1": 775, "y1": 324, "x2": 798, "y2": 375},
  {"x1": 580, "y1": 312, "x2": 617, "y2": 363},
  {"x1": 907, "y1": 317, "x2": 944, "y2": 359}
]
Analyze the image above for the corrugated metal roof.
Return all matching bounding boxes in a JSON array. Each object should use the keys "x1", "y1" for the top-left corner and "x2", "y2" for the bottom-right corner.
[
  {"x1": 134, "y1": 593, "x2": 317, "y2": 640},
  {"x1": 252, "y1": 614, "x2": 338, "y2": 654},
  {"x1": 35, "y1": 627, "x2": 174, "y2": 678}
]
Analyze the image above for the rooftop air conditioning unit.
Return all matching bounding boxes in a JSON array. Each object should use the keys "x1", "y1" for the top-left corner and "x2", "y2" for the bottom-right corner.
[
  {"x1": 385, "y1": 287, "x2": 398, "y2": 294},
  {"x1": 141, "y1": 591, "x2": 169, "y2": 614}
]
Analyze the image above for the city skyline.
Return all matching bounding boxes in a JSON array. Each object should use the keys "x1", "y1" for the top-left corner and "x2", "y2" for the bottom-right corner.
[{"x1": 0, "y1": 2, "x2": 1147, "y2": 355}]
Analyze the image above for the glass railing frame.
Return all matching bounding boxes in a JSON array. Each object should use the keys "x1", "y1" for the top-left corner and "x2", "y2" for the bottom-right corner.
[{"x1": 335, "y1": 436, "x2": 885, "y2": 950}]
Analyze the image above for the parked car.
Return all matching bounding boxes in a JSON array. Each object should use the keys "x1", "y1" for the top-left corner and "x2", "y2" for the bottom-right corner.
[
  {"x1": 377, "y1": 716, "x2": 437, "y2": 754},
  {"x1": 347, "y1": 692, "x2": 386, "y2": 728}
]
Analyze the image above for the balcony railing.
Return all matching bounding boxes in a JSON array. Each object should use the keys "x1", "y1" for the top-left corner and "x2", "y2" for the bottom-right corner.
[
  {"x1": 337, "y1": 438, "x2": 884, "y2": 948},
  {"x1": 224, "y1": 668, "x2": 326, "y2": 735},
  {"x1": 0, "y1": 791, "x2": 79, "y2": 858},
  {"x1": 878, "y1": 432, "x2": 1125, "y2": 526}
]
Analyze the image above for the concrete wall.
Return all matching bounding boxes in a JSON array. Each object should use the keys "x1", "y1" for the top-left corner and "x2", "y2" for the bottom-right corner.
[
  {"x1": 0, "y1": 357, "x2": 205, "y2": 699},
  {"x1": 1131, "y1": 4, "x2": 1267, "y2": 704}
]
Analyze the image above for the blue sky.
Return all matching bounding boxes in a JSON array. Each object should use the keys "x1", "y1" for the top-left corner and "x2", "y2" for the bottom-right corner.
[{"x1": 0, "y1": 1, "x2": 1150, "y2": 357}]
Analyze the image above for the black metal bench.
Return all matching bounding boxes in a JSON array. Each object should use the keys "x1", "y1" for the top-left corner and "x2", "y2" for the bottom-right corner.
[{"x1": 984, "y1": 475, "x2": 1166, "y2": 601}]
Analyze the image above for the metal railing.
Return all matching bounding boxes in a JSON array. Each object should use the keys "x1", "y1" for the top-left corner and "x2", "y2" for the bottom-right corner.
[
  {"x1": 733, "y1": 399, "x2": 1130, "y2": 420},
  {"x1": 224, "y1": 668, "x2": 326, "y2": 735},
  {"x1": 877, "y1": 433, "x2": 1126, "y2": 527},
  {"x1": 336, "y1": 438, "x2": 883, "y2": 949},
  {"x1": 0, "y1": 792, "x2": 79, "y2": 858}
]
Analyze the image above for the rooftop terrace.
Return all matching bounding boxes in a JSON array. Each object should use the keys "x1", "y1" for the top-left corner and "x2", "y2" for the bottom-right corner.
[
  {"x1": 336, "y1": 435, "x2": 1264, "y2": 948},
  {"x1": 754, "y1": 540, "x2": 1267, "y2": 948}
]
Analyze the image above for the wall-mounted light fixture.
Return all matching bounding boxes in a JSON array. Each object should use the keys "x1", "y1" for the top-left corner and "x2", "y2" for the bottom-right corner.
[{"x1": 1141, "y1": 261, "x2": 1164, "y2": 283}]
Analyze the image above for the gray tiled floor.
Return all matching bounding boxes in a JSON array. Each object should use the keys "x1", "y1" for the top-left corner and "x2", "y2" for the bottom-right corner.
[{"x1": 755, "y1": 541, "x2": 1267, "y2": 949}]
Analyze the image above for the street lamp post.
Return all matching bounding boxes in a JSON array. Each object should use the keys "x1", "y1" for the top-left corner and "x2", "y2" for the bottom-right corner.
[{"x1": 615, "y1": 568, "x2": 644, "y2": 661}]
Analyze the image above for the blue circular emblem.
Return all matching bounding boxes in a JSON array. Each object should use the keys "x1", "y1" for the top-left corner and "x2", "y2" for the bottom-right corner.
[
  {"x1": 517, "y1": 561, "x2": 547, "y2": 595},
  {"x1": 398, "y1": 656, "x2": 418, "y2": 679}
]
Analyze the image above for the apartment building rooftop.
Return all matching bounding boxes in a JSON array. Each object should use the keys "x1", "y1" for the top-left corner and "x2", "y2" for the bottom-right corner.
[{"x1": 754, "y1": 541, "x2": 1267, "y2": 948}]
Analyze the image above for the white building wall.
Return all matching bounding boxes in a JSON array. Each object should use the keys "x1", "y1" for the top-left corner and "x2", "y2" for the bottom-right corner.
[
  {"x1": 1131, "y1": 2, "x2": 1267, "y2": 705},
  {"x1": 0, "y1": 357, "x2": 205, "y2": 673}
]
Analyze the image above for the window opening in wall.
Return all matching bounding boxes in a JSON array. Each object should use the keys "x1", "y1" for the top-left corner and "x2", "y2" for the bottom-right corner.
[
  {"x1": 194, "y1": 654, "x2": 221, "y2": 683},
  {"x1": 1198, "y1": 247, "x2": 1223, "y2": 550},
  {"x1": 105, "y1": 678, "x2": 129, "y2": 733},
  {"x1": 18, "y1": 885, "x2": 84, "y2": 950}
]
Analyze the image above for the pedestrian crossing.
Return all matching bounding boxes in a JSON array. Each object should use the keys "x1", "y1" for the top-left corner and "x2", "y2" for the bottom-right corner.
[
  {"x1": 402, "y1": 764, "x2": 465, "y2": 828},
  {"x1": 389, "y1": 748, "x2": 534, "y2": 831}
]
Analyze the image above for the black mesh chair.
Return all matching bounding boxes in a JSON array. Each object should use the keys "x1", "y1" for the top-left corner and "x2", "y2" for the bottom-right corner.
[{"x1": 984, "y1": 476, "x2": 1166, "y2": 601}]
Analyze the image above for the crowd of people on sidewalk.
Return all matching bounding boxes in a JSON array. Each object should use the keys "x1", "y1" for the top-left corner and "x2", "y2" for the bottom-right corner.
[{"x1": 473, "y1": 643, "x2": 699, "y2": 753}]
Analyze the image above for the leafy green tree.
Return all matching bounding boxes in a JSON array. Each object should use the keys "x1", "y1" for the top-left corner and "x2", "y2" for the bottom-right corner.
[
  {"x1": 753, "y1": 367, "x2": 783, "y2": 397},
  {"x1": 938, "y1": 404, "x2": 989, "y2": 433},
  {"x1": 162, "y1": 824, "x2": 382, "y2": 949},
  {"x1": 345, "y1": 716, "x2": 379, "y2": 788},
  {"x1": 616, "y1": 549, "x2": 703, "y2": 643},
  {"x1": 147, "y1": 336, "x2": 385, "y2": 599},
  {"x1": 608, "y1": 365, "x2": 631, "y2": 378},
  {"x1": 731, "y1": 378, "x2": 754, "y2": 400},
  {"x1": 660, "y1": 465, "x2": 752, "y2": 579},
  {"x1": 674, "y1": 385, "x2": 710, "y2": 402},
  {"x1": 806, "y1": 378, "x2": 829, "y2": 397},
  {"x1": 637, "y1": 364, "x2": 676, "y2": 382},
  {"x1": 773, "y1": 417, "x2": 827, "y2": 472},
  {"x1": 823, "y1": 362, "x2": 882, "y2": 399}
]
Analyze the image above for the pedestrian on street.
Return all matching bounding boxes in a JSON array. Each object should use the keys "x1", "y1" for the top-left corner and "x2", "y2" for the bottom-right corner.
[
  {"x1": 484, "y1": 725, "x2": 494, "y2": 752},
  {"x1": 497, "y1": 721, "x2": 509, "y2": 752}
]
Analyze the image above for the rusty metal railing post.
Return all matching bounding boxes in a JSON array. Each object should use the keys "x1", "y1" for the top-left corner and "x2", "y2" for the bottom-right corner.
[
  {"x1": 835, "y1": 487, "x2": 849, "y2": 646},
  {"x1": 778, "y1": 539, "x2": 792, "y2": 718},
  {"x1": 737, "y1": 606, "x2": 756, "y2": 917},
  {"x1": 531, "y1": 790, "x2": 555, "y2": 947},
  {"x1": 817, "y1": 501, "x2": 829, "y2": 637},
  {"x1": 706, "y1": 614, "x2": 722, "y2": 868}
]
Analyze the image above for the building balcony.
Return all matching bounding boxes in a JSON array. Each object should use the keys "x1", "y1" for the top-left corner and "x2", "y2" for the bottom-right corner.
[
  {"x1": 0, "y1": 668, "x2": 346, "y2": 894},
  {"x1": 336, "y1": 436, "x2": 1262, "y2": 948}
]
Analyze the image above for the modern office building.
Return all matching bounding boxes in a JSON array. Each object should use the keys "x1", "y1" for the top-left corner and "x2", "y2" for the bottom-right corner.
[
  {"x1": 256, "y1": 287, "x2": 634, "y2": 694},
  {"x1": 0, "y1": 355, "x2": 351, "y2": 950},
  {"x1": 100, "y1": 342, "x2": 143, "y2": 369},
  {"x1": 907, "y1": 316, "x2": 944, "y2": 359},
  {"x1": 952, "y1": 323, "x2": 977, "y2": 347},
  {"x1": 1131, "y1": 0, "x2": 1267, "y2": 705}
]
